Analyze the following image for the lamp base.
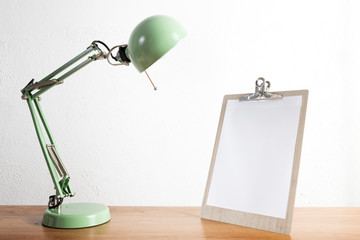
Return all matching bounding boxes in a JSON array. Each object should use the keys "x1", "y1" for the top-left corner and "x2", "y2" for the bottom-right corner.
[{"x1": 42, "y1": 202, "x2": 111, "y2": 228}]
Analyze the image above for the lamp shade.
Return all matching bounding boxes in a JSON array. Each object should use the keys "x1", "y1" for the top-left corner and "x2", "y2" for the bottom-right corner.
[{"x1": 126, "y1": 15, "x2": 187, "y2": 72}]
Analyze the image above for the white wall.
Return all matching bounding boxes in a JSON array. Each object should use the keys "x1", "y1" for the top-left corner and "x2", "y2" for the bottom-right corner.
[{"x1": 1, "y1": 0, "x2": 359, "y2": 206}]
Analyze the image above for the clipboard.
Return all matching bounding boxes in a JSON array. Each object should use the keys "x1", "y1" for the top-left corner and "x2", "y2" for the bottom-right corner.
[{"x1": 201, "y1": 78, "x2": 308, "y2": 235}]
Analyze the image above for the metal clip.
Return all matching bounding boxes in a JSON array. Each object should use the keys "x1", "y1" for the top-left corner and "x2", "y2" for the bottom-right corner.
[
  {"x1": 48, "y1": 195, "x2": 63, "y2": 209},
  {"x1": 240, "y1": 77, "x2": 283, "y2": 101}
]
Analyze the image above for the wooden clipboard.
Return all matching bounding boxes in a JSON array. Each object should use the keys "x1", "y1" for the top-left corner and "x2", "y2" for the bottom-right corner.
[{"x1": 201, "y1": 79, "x2": 308, "y2": 234}]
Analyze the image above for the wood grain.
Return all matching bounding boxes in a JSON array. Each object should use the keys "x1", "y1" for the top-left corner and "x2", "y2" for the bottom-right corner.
[
  {"x1": 0, "y1": 206, "x2": 359, "y2": 240},
  {"x1": 201, "y1": 90, "x2": 309, "y2": 234}
]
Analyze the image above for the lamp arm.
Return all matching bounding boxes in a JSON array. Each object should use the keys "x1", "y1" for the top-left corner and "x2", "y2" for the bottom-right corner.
[
  {"x1": 21, "y1": 43, "x2": 108, "y2": 207},
  {"x1": 22, "y1": 44, "x2": 104, "y2": 99}
]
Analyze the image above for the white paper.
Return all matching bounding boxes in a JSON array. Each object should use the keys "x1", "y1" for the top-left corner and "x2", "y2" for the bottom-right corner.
[{"x1": 207, "y1": 96, "x2": 302, "y2": 219}]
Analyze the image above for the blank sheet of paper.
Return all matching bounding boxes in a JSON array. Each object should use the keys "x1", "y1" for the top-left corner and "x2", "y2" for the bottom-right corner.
[{"x1": 207, "y1": 96, "x2": 302, "y2": 219}]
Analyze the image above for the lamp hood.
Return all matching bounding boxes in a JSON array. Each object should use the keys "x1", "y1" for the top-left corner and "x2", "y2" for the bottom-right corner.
[{"x1": 126, "y1": 15, "x2": 187, "y2": 72}]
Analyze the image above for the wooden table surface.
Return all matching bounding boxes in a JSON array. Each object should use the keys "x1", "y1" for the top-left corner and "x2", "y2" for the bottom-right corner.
[{"x1": 0, "y1": 206, "x2": 359, "y2": 240}]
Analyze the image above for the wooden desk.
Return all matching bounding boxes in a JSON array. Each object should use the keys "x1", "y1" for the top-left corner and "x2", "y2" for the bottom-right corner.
[{"x1": 0, "y1": 206, "x2": 359, "y2": 240}]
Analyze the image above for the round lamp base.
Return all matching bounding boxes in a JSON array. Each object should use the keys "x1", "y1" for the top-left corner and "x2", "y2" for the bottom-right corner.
[{"x1": 42, "y1": 202, "x2": 111, "y2": 228}]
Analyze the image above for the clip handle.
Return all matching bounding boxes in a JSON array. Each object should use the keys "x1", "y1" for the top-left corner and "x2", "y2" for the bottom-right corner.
[
  {"x1": 240, "y1": 77, "x2": 283, "y2": 101},
  {"x1": 254, "y1": 77, "x2": 271, "y2": 98}
]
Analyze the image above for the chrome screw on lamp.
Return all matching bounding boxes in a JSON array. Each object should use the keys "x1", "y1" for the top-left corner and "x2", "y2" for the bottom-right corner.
[{"x1": 21, "y1": 15, "x2": 186, "y2": 229}]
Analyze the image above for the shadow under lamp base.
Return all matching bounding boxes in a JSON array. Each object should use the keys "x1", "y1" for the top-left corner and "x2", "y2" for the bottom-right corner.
[{"x1": 42, "y1": 202, "x2": 111, "y2": 228}]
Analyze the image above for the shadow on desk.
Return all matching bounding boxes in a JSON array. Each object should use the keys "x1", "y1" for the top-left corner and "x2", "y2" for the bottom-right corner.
[{"x1": 200, "y1": 218, "x2": 291, "y2": 240}]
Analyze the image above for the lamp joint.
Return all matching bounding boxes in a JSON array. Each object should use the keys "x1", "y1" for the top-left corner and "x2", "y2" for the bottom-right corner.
[
  {"x1": 116, "y1": 45, "x2": 131, "y2": 63},
  {"x1": 106, "y1": 44, "x2": 130, "y2": 66},
  {"x1": 88, "y1": 52, "x2": 106, "y2": 61}
]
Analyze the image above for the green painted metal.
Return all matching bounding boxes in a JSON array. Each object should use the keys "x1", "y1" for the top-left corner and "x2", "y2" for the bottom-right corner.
[
  {"x1": 33, "y1": 97, "x2": 75, "y2": 197},
  {"x1": 26, "y1": 97, "x2": 64, "y2": 198},
  {"x1": 59, "y1": 175, "x2": 71, "y2": 195},
  {"x1": 42, "y1": 202, "x2": 111, "y2": 228},
  {"x1": 30, "y1": 81, "x2": 59, "y2": 99},
  {"x1": 23, "y1": 48, "x2": 101, "y2": 203},
  {"x1": 57, "y1": 56, "x2": 95, "y2": 82},
  {"x1": 126, "y1": 15, "x2": 187, "y2": 72},
  {"x1": 39, "y1": 47, "x2": 96, "y2": 83},
  {"x1": 33, "y1": 97, "x2": 56, "y2": 145},
  {"x1": 33, "y1": 57, "x2": 96, "y2": 99},
  {"x1": 23, "y1": 47, "x2": 111, "y2": 229}
]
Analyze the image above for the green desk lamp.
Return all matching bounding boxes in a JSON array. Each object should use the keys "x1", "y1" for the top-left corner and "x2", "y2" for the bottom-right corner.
[{"x1": 20, "y1": 15, "x2": 186, "y2": 229}]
